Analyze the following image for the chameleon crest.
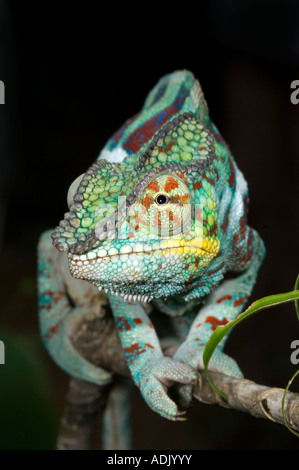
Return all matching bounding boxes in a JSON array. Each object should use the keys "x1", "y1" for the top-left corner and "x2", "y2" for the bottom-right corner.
[{"x1": 38, "y1": 70, "x2": 265, "y2": 436}]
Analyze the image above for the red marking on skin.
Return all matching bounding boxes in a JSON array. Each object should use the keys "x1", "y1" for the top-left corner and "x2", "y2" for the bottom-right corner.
[
  {"x1": 221, "y1": 206, "x2": 230, "y2": 233},
  {"x1": 134, "y1": 225, "x2": 139, "y2": 231},
  {"x1": 189, "y1": 274, "x2": 194, "y2": 281},
  {"x1": 117, "y1": 317, "x2": 132, "y2": 332},
  {"x1": 214, "y1": 168, "x2": 219, "y2": 181},
  {"x1": 216, "y1": 295, "x2": 232, "y2": 304},
  {"x1": 148, "y1": 322, "x2": 153, "y2": 329},
  {"x1": 170, "y1": 194, "x2": 189, "y2": 204},
  {"x1": 134, "y1": 318, "x2": 143, "y2": 325},
  {"x1": 184, "y1": 264, "x2": 189, "y2": 270},
  {"x1": 202, "y1": 171, "x2": 215, "y2": 186},
  {"x1": 199, "y1": 146, "x2": 206, "y2": 151},
  {"x1": 111, "y1": 111, "x2": 141, "y2": 145},
  {"x1": 192, "y1": 181, "x2": 201, "y2": 190},
  {"x1": 150, "y1": 390, "x2": 154, "y2": 394},
  {"x1": 158, "y1": 264, "x2": 162, "y2": 269},
  {"x1": 194, "y1": 338, "x2": 200, "y2": 341},
  {"x1": 233, "y1": 233, "x2": 239, "y2": 243},
  {"x1": 164, "y1": 176, "x2": 179, "y2": 192},
  {"x1": 47, "y1": 258, "x2": 53, "y2": 264},
  {"x1": 233, "y1": 295, "x2": 248, "y2": 307},
  {"x1": 40, "y1": 303, "x2": 52, "y2": 311},
  {"x1": 142, "y1": 193, "x2": 153, "y2": 210},
  {"x1": 148, "y1": 180, "x2": 160, "y2": 192},
  {"x1": 44, "y1": 323, "x2": 59, "y2": 339},
  {"x1": 196, "y1": 323, "x2": 202, "y2": 328},
  {"x1": 205, "y1": 316, "x2": 228, "y2": 330},
  {"x1": 195, "y1": 257, "x2": 200, "y2": 268},
  {"x1": 46, "y1": 274, "x2": 50, "y2": 279},
  {"x1": 146, "y1": 378, "x2": 149, "y2": 382},
  {"x1": 239, "y1": 214, "x2": 247, "y2": 239},
  {"x1": 123, "y1": 89, "x2": 188, "y2": 154},
  {"x1": 124, "y1": 343, "x2": 155, "y2": 365},
  {"x1": 54, "y1": 291, "x2": 65, "y2": 304},
  {"x1": 43, "y1": 290, "x2": 54, "y2": 297},
  {"x1": 43, "y1": 289, "x2": 65, "y2": 304},
  {"x1": 178, "y1": 171, "x2": 187, "y2": 183},
  {"x1": 206, "y1": 261, "x2": 224, "y2": 277}
]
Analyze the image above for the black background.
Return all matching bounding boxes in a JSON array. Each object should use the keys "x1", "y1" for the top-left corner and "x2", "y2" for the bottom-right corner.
[{"x1": 0, "y1": 0, "x2": 298, "y2": 450}]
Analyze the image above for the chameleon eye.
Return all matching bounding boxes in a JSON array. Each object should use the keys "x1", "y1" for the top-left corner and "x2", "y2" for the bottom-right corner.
[{"x1": 155, "y1": 193, "x2": 169, "y2": 206}]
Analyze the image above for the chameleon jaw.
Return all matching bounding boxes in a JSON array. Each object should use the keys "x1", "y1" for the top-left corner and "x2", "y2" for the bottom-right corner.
[{"x1": 98, "y1": 288, "x2": 154, "y2": 303}]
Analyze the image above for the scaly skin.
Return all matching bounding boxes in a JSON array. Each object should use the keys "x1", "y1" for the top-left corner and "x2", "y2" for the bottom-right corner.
[{"x1": 38, "y1": 70, "x2": 265, "y2": 424}]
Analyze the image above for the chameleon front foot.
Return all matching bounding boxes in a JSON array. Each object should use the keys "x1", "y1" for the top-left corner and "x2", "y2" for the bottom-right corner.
[
  {"x1": 173, "y1": 342, "x2": 243, "y2": 407},
  {"x1": 137, "y1": 357, "x2": 198, "y2": 421}
]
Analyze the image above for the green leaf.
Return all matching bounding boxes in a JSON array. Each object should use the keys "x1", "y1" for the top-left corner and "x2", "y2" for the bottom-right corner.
[
  {"x1": 294, "y1": 275, "x2": 299, "y2": 321},
  {"x1": 282, "y1": 369, "x2": 299, "y2": 438},
  {"x1": 203, "y1": 289, "x2": 299, "y2": 400}
]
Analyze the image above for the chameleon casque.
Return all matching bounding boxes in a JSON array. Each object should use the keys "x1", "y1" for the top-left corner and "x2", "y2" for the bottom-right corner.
[{"x1": 38, "y1": 70, "x2": 265, "y2": 446}]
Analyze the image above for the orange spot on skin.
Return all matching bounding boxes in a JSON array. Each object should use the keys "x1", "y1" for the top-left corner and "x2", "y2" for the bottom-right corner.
[
  {"x1": 170, "y1": 194, "x2": 189, "y2": 204},
  {"x1": 142, "y1": 193, "x2": 153, "y2": 209},
  {"x1": 205, "y1": 316, "x2": 228, "y2": 330},
  {"x1": 134, "y1": 318, "x2": 143, "y2": 325},
  {"x1": 216, "y1": 295, "x2": 232, "y2": 304},
  {"x1": 44, "y1": 323, "x2": 59, "y2": 339},
  {"x1": 233, "y1": 295, "x2": 248, "y2": 307},
  {"x1": 178, "y1": 172, "x2": 187, "y2": 182},
  {"x1": 148, "y1": 180, "x2": 160, "y2": 192},
  {"x1": 164, "y1": 176, "x2": 179, "y2": 192}
]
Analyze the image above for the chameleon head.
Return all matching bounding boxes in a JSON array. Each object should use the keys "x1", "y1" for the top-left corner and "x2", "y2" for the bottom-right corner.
[{"x1": 52, "y1": 112, "x2": 220, "y2": 301}]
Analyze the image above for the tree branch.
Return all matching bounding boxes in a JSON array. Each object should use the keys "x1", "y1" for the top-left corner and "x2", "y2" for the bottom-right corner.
[{"x1": 56, "y1": 298, "x2": 299, "y2": 449}]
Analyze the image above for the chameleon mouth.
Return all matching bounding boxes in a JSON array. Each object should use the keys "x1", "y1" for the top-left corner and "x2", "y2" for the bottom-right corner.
[
  {"x1": 68, "y1": 238, "x2": 219, "y2": 302},
  {"x1": 68, "y1": 237, "x2": 218, "y2": 264}
]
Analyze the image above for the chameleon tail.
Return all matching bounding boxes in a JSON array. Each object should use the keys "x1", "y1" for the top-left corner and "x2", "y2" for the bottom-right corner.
[{"x1": 102, "y1": 378, "x2": 133, "y2": 450}]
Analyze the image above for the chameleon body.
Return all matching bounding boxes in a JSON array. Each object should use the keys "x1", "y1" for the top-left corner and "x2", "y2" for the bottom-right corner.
[{"x1": 38, "y1": 70, "x2": 265, "y2": 432}]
